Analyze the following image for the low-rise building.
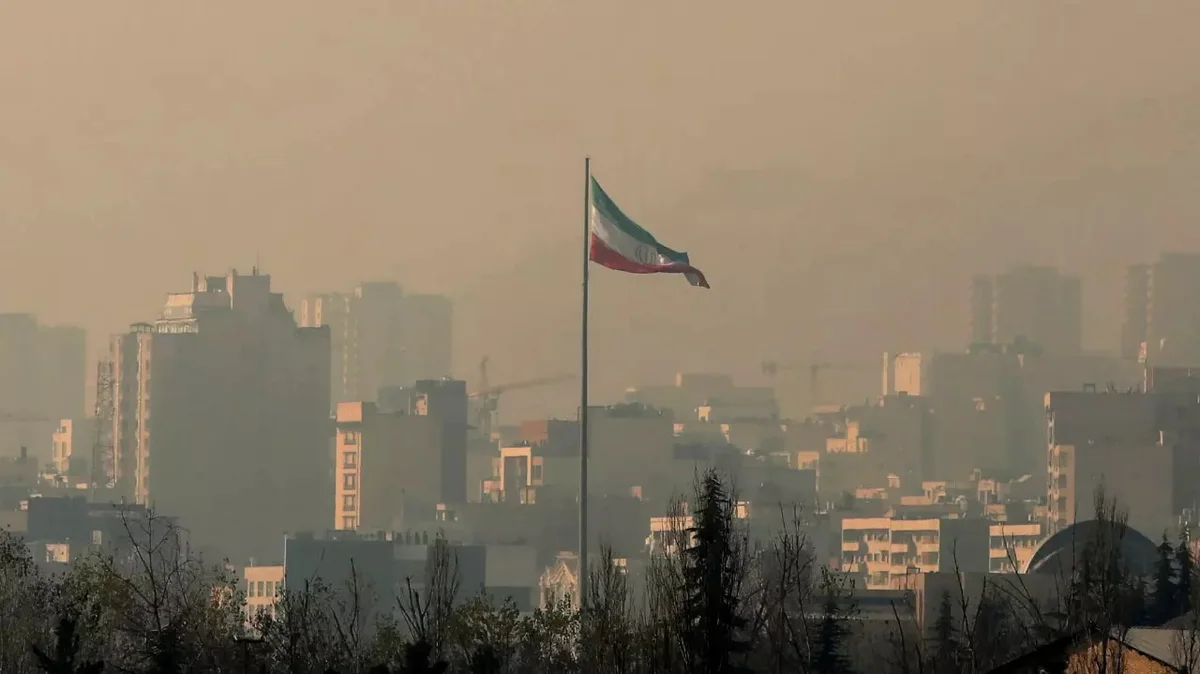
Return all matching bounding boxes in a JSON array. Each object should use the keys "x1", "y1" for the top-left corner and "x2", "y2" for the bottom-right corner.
[
  {"x1": 988, "y1": 522, "x2": 1043, "y2": 573},
  {"x1": 243, "y1": 564, "x2": 284, "y2": 627}
]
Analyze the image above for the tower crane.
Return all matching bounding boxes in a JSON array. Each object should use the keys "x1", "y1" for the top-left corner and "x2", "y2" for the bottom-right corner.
[
  {"x1": 0, "y1": 413, "x2": 54, "y2": 423},
  {"x1": 470, "y1": 356, "x2": 576, "y2": 440},
  {"x1": 761, "y1": 354, "x2": 876, "y2": 407}
]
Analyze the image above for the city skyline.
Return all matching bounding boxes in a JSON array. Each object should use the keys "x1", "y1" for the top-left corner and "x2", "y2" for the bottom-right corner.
[{"x1": 6, "y1": 4, "x2": 1200, "y2": 670}]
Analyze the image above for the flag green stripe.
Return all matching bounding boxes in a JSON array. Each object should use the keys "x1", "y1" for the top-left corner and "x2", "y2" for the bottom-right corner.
[{"x1": 590, "y1": 177, "x2": 688, "y2": 264}]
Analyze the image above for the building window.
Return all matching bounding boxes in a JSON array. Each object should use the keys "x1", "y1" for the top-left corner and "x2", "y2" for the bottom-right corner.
[
  {"x1": 342, "y1": 494, "x2": 356, "y2": 512},
  {"x1": 343, "y1": 473, "x2": 357, "y2": 490},
  {"x1": 343, "y1": 451, "x2": 357, "y2": 468},
  {"x1": 532, "y1": 464, "x2": 543, "y2": 481},
  {"x1": 342, "y1": 516, "x2": 356, "y2": 530},
  {"x1": 257, "y1": 580, "x2": 265, "y2": 596},
  {"x1": 247, "y1": 580, "x2": 255, "y2": 597},
  {"x1": 343, "y1": 431, "x2": 358, "y2": 446}
]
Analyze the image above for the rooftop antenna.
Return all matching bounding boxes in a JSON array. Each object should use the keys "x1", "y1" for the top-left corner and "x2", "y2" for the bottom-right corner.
[{"x1": 253, "y1": 250, "x2": 261, "y2": 276}]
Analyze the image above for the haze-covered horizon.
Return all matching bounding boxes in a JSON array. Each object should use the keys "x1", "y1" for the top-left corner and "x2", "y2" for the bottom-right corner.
[{"x1": 3, "y1": 1, "x2": 1200, "y2": 419}]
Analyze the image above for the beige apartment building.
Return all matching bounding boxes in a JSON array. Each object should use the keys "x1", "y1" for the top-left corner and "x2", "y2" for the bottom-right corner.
[
  {"x1": 51, "y1": 418, "x2": 93, "y2": 476},
  {"x1": 335, "y1": 402, "x2": 441, "y2": 531},
  {"x1": 482, "y1": 444, "x2": 577, "y2": 503},
  {"x1": 334, "y1": 382, "x2": 467, "y2": 532},
  {"x1": 988, "y1": 522, "x2": 1043, "y2": 572},
  {"x1": 646, "y1": 502, "x2": 751, "y2": 557},
  {"x1": 839, "y1": 516, "x2": 990, "y2": 589},
  {"x1": 243, "y1": 564, "x2": 284, "y2": 627},
  {"x1": 111, "y1": 270, "x2": 331, "y2": 560}
]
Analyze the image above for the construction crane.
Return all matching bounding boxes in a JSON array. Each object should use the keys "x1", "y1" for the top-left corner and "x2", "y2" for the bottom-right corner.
[
  {"x1": 0, "y1": 413, "x2": 54, "y2": 423},
  {"x1": 91, "y1": 360, "x2": 115, "y2": 490},
  {"x1": 470, "y1": 356, "x2": 576, "y2": 440},
  {"x1": 761, "y1": 355, "x2": 876, "y2": 407}
]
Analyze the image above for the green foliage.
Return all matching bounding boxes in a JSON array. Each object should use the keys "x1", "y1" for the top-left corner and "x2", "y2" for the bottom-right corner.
[
  {"x1": 1153, "y1": 530, "x2": 1177, "y2": 624},
  {"x1": 929, "y1": 591, "x2": 959, "y2": 674},
  {"x1": 30, "y1": 615, "x2": 104, "y2": 674},
  {"x1": 809, "y1": 571, "x2": 855, "y2": 674},
  {"x1": 395, "y1": 639, "x2": 448, "y2": 674},
  {"x1": 970, "y1": 590, "x2": 1020, "y2": 671},
  {"x1": 681, "y1": 470, "x2": 751, "y2": 674},
  {"x1": 1177, "y1": 529, "x2": 1194, "y2": 617},
  {"x1": 2, "y1": 479, "x2": 1115, "y2": 674}
]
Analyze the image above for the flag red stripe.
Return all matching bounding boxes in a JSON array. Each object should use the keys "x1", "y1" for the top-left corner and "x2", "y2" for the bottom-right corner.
[{"x1": 589, "y1": 233, "x2": 710, "y2": 288}]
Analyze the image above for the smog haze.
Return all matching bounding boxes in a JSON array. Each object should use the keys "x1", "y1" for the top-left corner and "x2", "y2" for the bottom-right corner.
[{"x1": 3, "y1": 1, "x2": 1200, "y2": 418}]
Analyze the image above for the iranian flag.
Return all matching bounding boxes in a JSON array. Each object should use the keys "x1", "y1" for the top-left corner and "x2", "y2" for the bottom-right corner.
[{"x1": 589, "y1": 177, "x2": 710, "y2": 288}]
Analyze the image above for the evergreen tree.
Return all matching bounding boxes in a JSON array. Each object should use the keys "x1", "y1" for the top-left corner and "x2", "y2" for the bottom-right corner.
[
  {"x1": 682, "y1": 470, "x2": 751, "y2": 674},
  {"x1": 930, "y1": 590, "x2": 960, "y2": 674},
  {"x1": 398, "y1": 640, "x2": 449, "y2": 674},
  {"x1": 971, "y1": 593, "x2": 1018, "y2": 670},
  {"x1": 1177, "y1": 529, "x2": 1194, "y2": 617},
  {"x1": 148, "y1": 625, "x2": 184, "y2": 674},
  {"x1": 1152, "y1": 531, "x2": 1176, "y2": 623},
  {"x1": 467, "y1": 644, "x2": 502, "y2": 674},
  {"x1": 810, "y1": 591, "x2": 853, "y2": 674},
  {"x1": 30, "y1": 615, "x2": 104, "y2": 674},
  {"x1": 1127, "y1": 574, "x2": 1150, "y2": 627}
]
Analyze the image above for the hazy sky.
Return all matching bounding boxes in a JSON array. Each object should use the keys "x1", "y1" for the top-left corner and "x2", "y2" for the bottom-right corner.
[{"x1": 3, "y1": 2, "x2": 1200, "y2": 418}]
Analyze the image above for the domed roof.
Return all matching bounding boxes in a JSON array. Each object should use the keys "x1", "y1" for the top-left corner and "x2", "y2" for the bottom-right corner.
[{"x1": 1025, "y1": 520, "x2": 1158, "y2": 576}]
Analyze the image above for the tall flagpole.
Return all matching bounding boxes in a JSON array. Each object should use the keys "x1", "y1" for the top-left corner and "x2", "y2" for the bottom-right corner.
[{"x1": 579, "y1": 156, "x2": 591, "y2": 611}]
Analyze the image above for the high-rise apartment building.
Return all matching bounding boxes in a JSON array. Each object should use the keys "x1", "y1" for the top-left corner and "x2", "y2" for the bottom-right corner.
[
  {"x1": 1122, "y1": 252, "x2": 1200, "y2": 366},
  {"x1": 401, "y1": 294, "x2": 453, "y2": 383},
  {"x1": 333, "y1": 379, "x2": 468, "y2": 531},
  {"x1": 300, "y1": 293, "x2": 351, "y2": 403},
  {"x1": 969, "y1": 265, "x2": 1082, "y2": 354},
  {"x1": 0, "y1": 314, "x2": 87, "y2": 460},
  {"x1": 111, "y1": 269, "x2": 331, "y2": 560},
  {"x1": 968, "y1": 276, "x2": 994, "y2": 347},
  {"x1": 301, "y1": 282, "x2": 454, "y2": 404},
  {"x1": 1044, "y1": 390, "x2": 1177, "y2": 538},
  {"x1": 1120, "y1": 263, "x2": 1151, "y2": 360},
  {"x1": 889, "y1": 348, "x2": 1138, "y2": 482},
  {"x1": 349, "y1": 282, "x2": 407, "y2": 402},
  {"x1": 40, "y1": 325, "x2": 87, "y2": 420}
]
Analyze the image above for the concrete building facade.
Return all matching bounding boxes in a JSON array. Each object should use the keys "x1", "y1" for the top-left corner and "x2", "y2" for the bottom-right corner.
[
  {"x1": 283, "y1": 531, "x2": 539, "y2": 617},
  {"x1": 839, "y1": 515, "x2": 990, "y2": 589},
  {"x1": 0, "y1": 314, "x2": 86, "y2": 462},
  {"x1": 111, "y1": 270, "x2": 331, "y2": 560},
  {"x1": 334, "y1": 380, "x2": 467, "y2": 532},
  {"x1": 301, "y1": 283, "x2": 454, "y2": 405},
  {"x1": 970, "y1": 265, "x2": 1082, "y2": 355},
  {"x1": 400, "y1": 294, "x2": 453, "y2": 383},
  {"x1": 243, "y1": 564, "x2": 284, "y2": 626},
  {"x1": 1123, "y1": 252, "x2": 1200, "y2": 366},
  {"x1": 891, "y1": 348, "x2": 1138, "y2": 483},
  {"x1": 51, "y1": 418, "x2": 93, "y2": 476},
  {"x1": 1044, "y1": 391, "x2": 1174, "y2": 538}
]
